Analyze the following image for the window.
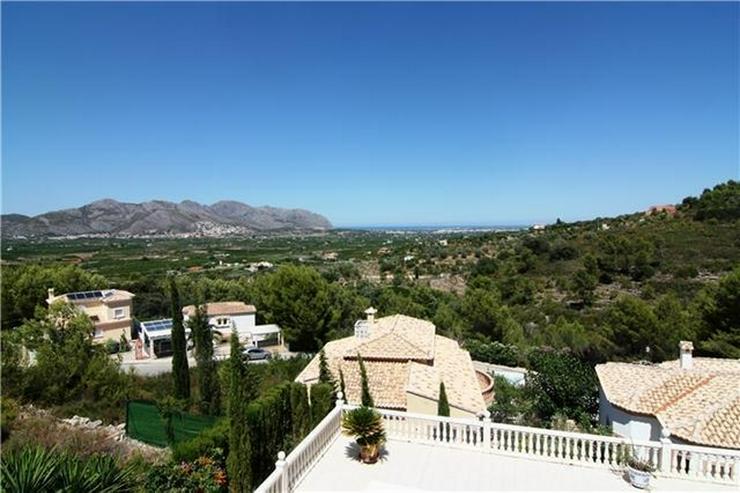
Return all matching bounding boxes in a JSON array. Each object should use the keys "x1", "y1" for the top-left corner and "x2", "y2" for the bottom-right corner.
[
  {"x1": 94, "y1": 327, "x2": 103, "y2": 338},
  {"x1": 216, "y1": 317, "x2": 230, "y2": 327},
  {"x1": 113, "y1": 308, "x2": 125, "y2": 320}
]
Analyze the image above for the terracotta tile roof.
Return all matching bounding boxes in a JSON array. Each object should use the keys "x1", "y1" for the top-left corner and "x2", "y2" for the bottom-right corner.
[
  {"x1": 431, "y1": 336, "x2": 486, "y2": 414},
  {"x1": 296, "y1": 314, "x2": 486, "y2": 415},
  {"x1": 339, "y1": 360, "x2": 409, "y2": 409},
  {"x1": 596, "y1": 358, "x2": 740, "y2": 448},
  {"x1": 348, "y1": 315, "x2": 435, "y2": 360},
  {"x1": 182, "y1": 301, "x2": 256, "y2": 317}
]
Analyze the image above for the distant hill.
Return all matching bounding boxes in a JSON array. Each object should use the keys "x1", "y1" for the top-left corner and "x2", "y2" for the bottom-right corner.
[{"x1": 1, "y1": 199, "x2": 332, "y2": 237}]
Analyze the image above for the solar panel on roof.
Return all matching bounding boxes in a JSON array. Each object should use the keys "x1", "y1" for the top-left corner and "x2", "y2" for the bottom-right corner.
[
  {"x1": 142, "y1": 319, "x2": 173, "y2": 333},
  {"x1": 67, "y1": 290, "x2": 105, "y2": 301}
]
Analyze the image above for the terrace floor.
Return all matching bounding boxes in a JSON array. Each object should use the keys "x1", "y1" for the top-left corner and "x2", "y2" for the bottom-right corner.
[{"x1": 297, "y1": 436, "x2": 733, "y2": 492}]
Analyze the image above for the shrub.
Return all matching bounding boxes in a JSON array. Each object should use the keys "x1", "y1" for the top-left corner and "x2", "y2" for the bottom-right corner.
[
  {"x1": 2, "y1": 414, "x2": 123, "y2": 460},
  {"x1": 464, "y1": 339, "x2": 522, "y2": 367},
  {"x1": 145, "y1": 456, "x2": 227, "y2": 492},
  {"x1": 172, "y1": 419, "x2": 229, "y2": 465},
  {"x1": 1, "y1": 397, "x2": 19, "y2": 442}
]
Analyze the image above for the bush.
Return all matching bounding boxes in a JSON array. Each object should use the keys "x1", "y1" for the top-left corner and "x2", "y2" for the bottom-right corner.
[
  {"x1": 1, "y1": 397, "x2": 19, "y2": 442},
  {"x1": 145, "y1": 456, "x2": 227, "y2": 492},
  {"x1": 172, "y1": 419, "x2": 229, "y2": 465},
  {"x1": 2, "y1": 414, "x2": 124, "y2": 460},
  {"x1": 464, "y1": 339, "x2": 522, "y2": 367}
]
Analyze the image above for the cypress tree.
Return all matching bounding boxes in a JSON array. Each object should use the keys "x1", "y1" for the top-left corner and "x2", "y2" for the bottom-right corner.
[
  {"x1": 190, "y1": 303, "x2": 220, "y2": 415},
  {"x1": 227, "y1": 329, "x2": 252, "y2": 492},
  {"x1": 318, "y1": 348, "x2": 335, "y2": 387},
  {"x1": 170, "y1": 277, "x2": 190, "y2": 400},
  {"x1": 338, "y1": 367, "x2": 346, "y2": 399},
  {"x1": 289, "y1": 382, "x2": 311, "y2": 443},
  {"x1": 358, "y1": 353, "x2": 374, "y2": 407},
  {"x1": 437, "y1": 381, "x2": 450, "y2": 417}
]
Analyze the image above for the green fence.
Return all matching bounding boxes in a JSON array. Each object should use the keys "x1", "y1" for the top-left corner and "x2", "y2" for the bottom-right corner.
[{"x1": 125, "y1": 400, "x2": 217, "y2": 447}]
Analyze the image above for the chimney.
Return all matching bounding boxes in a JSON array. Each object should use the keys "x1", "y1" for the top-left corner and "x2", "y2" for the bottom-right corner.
[
  {"x1": 365, "y1": 307, "x2": 377, "y2": 325},
  {"x1": 354, "y1": 307, "x2": 377, "y2": 339},
  {"x1": 679, "y1": 341, "x2": 694, "y2": 370}
]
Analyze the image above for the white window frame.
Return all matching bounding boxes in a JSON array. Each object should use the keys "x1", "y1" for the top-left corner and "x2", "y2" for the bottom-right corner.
[
  {"x1": 113, "y1": 308, "x2": 125, "y2": 320},
  {"x1": 94, "y1": 327, "x2": 104, "y2": 338}
]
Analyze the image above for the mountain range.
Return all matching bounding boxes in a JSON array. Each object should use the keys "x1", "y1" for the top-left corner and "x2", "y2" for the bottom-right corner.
[{"x1": 1, "y1": 199, "x2": 332, "y2": 237}]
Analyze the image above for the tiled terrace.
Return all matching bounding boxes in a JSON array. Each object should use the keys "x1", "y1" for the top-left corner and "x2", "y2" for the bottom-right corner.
[
  {"x1": 256, "y1": 403, "x2": 740, "y2": 493},
  {"x1": 298, "y1": 436, "x2": 733, "y2": 491}
]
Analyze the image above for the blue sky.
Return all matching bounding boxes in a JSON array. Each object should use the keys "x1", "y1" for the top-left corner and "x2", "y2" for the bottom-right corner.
[{"x1": 2, "y1": 2, "x2": 738, "y2": 226}]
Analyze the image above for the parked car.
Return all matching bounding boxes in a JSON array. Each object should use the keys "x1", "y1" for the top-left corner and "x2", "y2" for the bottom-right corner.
[{"x1": 243, "y1": 347, "x2": 272, "y2": 361}]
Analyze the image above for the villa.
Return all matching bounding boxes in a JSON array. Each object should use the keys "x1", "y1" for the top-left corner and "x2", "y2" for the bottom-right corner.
[
  {"x1": 137, "y1": 301, "x2": 283, "y2": 359},
  {"x1": 596, "y1": 341, "x2": 740, "y2": 449},
  {"x1": 46, "y1": 288, "x2": 135, "y2": 343},
  {"x1": 296, "y1": 308, "x2": 492, "y2": 418}
]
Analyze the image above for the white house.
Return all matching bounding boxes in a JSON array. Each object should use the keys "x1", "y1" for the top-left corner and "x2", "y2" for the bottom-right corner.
[
  {"x1": 182, "y1": 301, "x2": 283, "y2": 348},
  {"x1": 596, "y1": 341, "x2": 740, "y2": 449},
  {"x1": 137, "y1": 301, "x2": 283, "y2": 359}
]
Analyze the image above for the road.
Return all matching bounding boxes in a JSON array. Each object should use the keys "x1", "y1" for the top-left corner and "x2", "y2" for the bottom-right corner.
[{"x1": 118, "y1": 345, "x2": 294, "y2": 376}]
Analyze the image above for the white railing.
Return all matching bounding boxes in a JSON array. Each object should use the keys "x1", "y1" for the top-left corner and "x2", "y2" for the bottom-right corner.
[
  {"x1": 254, "y1": 398, "x2": 344, "y2": 493},
  {"x1": 255, "y1": 401, "x2": 740, "y2": 492}
]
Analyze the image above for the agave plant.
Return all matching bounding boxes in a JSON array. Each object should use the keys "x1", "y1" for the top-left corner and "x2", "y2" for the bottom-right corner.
[
  {"x1": 57, "y1": 453, "x2": 136, "y2": 493},
  {"x1": 0, "y1": 447, "x2": 136, "y2": 493},
  {"x1": 0, "y1": 447, "x2": 60, "y2": 492},
  {"x1": 341, "y1": 407, "x2": 386, "y2": 464}
]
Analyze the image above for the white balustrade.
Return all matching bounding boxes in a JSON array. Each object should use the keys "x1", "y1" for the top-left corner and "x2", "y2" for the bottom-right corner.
[
  {"x1": 254, "y1": 398, "x2": 344, "y2": 493},
  {"x1": 255, "y1": 403, "x2": 740, "y2": 492}
]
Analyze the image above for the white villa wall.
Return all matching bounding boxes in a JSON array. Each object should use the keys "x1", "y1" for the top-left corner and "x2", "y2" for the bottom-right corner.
[
  {"x1": 233, "y1": 313, "x2": 256, "y2": 332},
  {"x1": 598, "y1": 387, "x2": 662, "y2": 442},
  {"x1": 406, "y1": 392, "x2": 478, "y2": 419},
  {"x1": 185, "y1": 313, "x2": 256, "y2": 338}
]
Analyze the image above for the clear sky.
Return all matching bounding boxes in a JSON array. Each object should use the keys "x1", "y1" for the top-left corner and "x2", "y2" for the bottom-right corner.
[{"x1": 2, "y1": 2, "x2": 738, "y2": 226}]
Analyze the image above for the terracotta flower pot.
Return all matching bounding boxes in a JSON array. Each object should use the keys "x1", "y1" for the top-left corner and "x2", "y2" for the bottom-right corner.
[{"x1": 359, "y1": 443, "x2": 381, "y2": 464}]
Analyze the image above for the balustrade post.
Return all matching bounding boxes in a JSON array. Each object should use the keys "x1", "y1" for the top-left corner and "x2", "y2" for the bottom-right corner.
[
  {"x1": 733, "y1": 456, "x2": 740, "y2": 485},
  {"x1": 482, "y1": 410, "x2": 491, "y2": 451},
  {"x1": 659, "y1": 427, "x2": 673, "y2": 476},
  {"x1": 275, "y1": 451, "x2": 288, "y2": 493},
  {"x1": 336, "y1": 391, "x2": 344, "y2": 409}
]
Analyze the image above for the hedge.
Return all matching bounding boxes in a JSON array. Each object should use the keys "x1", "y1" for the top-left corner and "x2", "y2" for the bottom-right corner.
[{"x1": 175, "y1": 381, "x2": 332, "y2": 489}]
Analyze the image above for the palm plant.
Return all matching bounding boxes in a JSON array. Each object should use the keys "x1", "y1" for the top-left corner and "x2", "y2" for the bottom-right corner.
[{"x1": 341, "y1": 407, "x2": 386, "y2": 464}]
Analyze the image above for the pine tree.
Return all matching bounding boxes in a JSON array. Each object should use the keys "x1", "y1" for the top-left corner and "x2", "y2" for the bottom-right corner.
[
  {"x1": 358, "y1": 353, "x2": 374, "y2": 407},
  {"x1": 437, "y1": 381, "x2": 450, "y2": 417},
  {"x1": 227, "y1": 329, "x2": 252, "y2": 492},
  {"x1": 169, "y1": 277, "x2": 190, "y2": 400},
  {"x1": 189, "y1": 303, "x2": 220, "y2": 415}
]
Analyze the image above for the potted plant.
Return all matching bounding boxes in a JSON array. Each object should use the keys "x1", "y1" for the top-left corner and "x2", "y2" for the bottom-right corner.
[
  {"x1": 623, "y1": 449, "x2": 655, "y2": 489},
  {"x1": 341, "y1": 406, "x2": 386, "y2": 464}
]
